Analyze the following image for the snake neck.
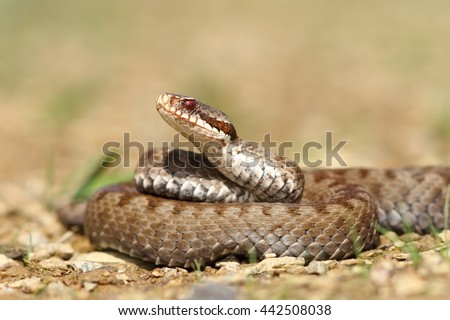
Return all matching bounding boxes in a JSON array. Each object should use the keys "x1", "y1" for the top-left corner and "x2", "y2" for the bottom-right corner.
[{"x1": 197, "y1": 138, "x2": 304, "y2": 203}]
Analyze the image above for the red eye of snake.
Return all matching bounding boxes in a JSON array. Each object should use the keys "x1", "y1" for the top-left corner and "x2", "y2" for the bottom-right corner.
[{"x1": 184, "y1": 99, "x2": 197, "y2": 111}]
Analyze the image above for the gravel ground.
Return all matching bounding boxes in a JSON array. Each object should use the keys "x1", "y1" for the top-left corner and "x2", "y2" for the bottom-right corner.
[{"x1": 1, "y1": 180, "x2": 450, "y2": 299}]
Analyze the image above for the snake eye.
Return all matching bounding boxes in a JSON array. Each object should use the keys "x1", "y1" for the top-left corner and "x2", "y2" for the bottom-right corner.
[{"x1": 184, "y1": 99, "x2": 197, "y2": 111}]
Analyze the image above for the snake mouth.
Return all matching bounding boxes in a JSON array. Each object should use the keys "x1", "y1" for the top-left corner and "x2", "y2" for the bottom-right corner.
[{"x1": 156, "y1": 93, "x2": 237, "y2": 140}]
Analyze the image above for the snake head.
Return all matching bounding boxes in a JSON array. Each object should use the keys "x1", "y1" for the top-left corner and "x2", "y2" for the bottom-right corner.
[{"x1": 156, "y1": 93, "x2": 238, "y2": 145}]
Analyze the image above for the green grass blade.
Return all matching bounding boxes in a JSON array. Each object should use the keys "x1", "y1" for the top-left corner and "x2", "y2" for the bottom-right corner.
[
  {"x1": 444, "y1": 185, "x2": 450, "y2": 231},
  {"x1": 72, "y1": 151, "x2": 131, "y2": 201}
]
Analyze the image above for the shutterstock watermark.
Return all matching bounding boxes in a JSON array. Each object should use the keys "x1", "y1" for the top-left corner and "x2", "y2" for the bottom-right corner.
[{"x1": 101, "y1": 132, "x2": 348, "y2": 169}]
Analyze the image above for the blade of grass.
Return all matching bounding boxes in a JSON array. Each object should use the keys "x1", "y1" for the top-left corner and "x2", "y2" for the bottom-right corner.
[
  {"x1": 71, "y1": 150, "x2": 131, "y2": 201},
  {"x1": 444, "y1": 184, "x2": 449, "y2": 231}
]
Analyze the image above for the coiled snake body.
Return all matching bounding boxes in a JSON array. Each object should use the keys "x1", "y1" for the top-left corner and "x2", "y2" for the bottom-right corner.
[{"x1": 81, "y1": 93, "x2": 450, "y2": 268}]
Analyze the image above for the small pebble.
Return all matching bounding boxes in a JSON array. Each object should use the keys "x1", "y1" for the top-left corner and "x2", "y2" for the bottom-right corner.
[
  {"x1": 438, "y1": 230, "x2": 450, "y2": 242},
  {"x1": 38, "y1": 258, "x2": 69, "y2": 271},
  {"x1": 393, "y1": 240, "x2": 405, "y2": 248},
  {"x1": 340, "y1": 259, "x2": 359, "y2": 266},
  {"x1": 399, "y1": 233, "x2": 421, "y2": 242},
  {"x1": 139, "y1": 273, "x2": 150, "y2": 280},
  {"x1": 8, "y1": 277, "x2": 44, "y2": 294},
  {"x1": 29, "y1": 243, "x2": 74, "y2": 261},
  {"x1": 215, "y1": 261, "x2": 241, "y2": 274},
  {"x1": 363, "y1": 249, "x2": 383, "y2": 258},
  {"x1": 69, "y1": 260, "x2": 104, "y2": 273},
  {"x1": 306, "y1": 261, "x2": 328, "y2": 275},
  {"x1": 102, "y1": 271, "x2": 111, "y2": 277},
  {"x1": 83, "y1": 281, "x2": 97, "y2": 292},
  {"x1": 393, "y1": 253, "x2": 410, "y2": 261},
  {"x1": 246, "y1": 257, "x2": 305, "y2": 274},
  {"x1": 161, "y1": 267, "x2": 188, "y2": 278},
  {"x1": 117, "y1": 266, "x2": 127, "y2": 274},
  {"x1": 0, "y1": 254, "x2": 19, "y2": 270},
  {"x1": 2, "y1": 248, "x2": 25, "y2": 260},
  {"x1": 72, "y1": 252, "x2": 128, "y2": 264},
  {"x1": 57, "y1": 231, "x2": 75, "y2": 243},
  {"x1": 380, "y1": 231, "x2": 398, "y2": 243},
  {"x1": 116, "y1": 273, "x2": 130, "y2": 284},
  {"x1": 29, "y1": 248, "x2": 51, "y2": 261},
  {"x1": 151, "y1": 267, "x2": 188, "y2": 279},
  {"x1": 151, "y1": 269, "x2": 165, "y2": 277},
  {"x1": 54, "y1": 243, "x2": 75, "y2": 259},
  {"x1": 322, "y1": 260, "x2": 339, "y2": 269}
]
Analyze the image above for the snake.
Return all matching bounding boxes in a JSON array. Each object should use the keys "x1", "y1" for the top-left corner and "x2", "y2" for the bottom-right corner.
[{"x1": 65, "y1": 93, "x2": 450, "y2": 268}]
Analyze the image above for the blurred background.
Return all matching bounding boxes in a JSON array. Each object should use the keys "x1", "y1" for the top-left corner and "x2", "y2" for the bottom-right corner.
[{"x1": 1, "y1": 0, "x2": 449, "y2": 187}]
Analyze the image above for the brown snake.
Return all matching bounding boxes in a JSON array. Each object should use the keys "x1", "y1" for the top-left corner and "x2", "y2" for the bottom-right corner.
[{"x1": 75, "y1": 93, "x2": 450, "y2": 268}]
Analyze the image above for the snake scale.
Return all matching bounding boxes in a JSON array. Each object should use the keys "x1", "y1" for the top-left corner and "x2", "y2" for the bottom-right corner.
[{"x1": 76, "y1": 93, "x2": 450, "y2": 268}]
